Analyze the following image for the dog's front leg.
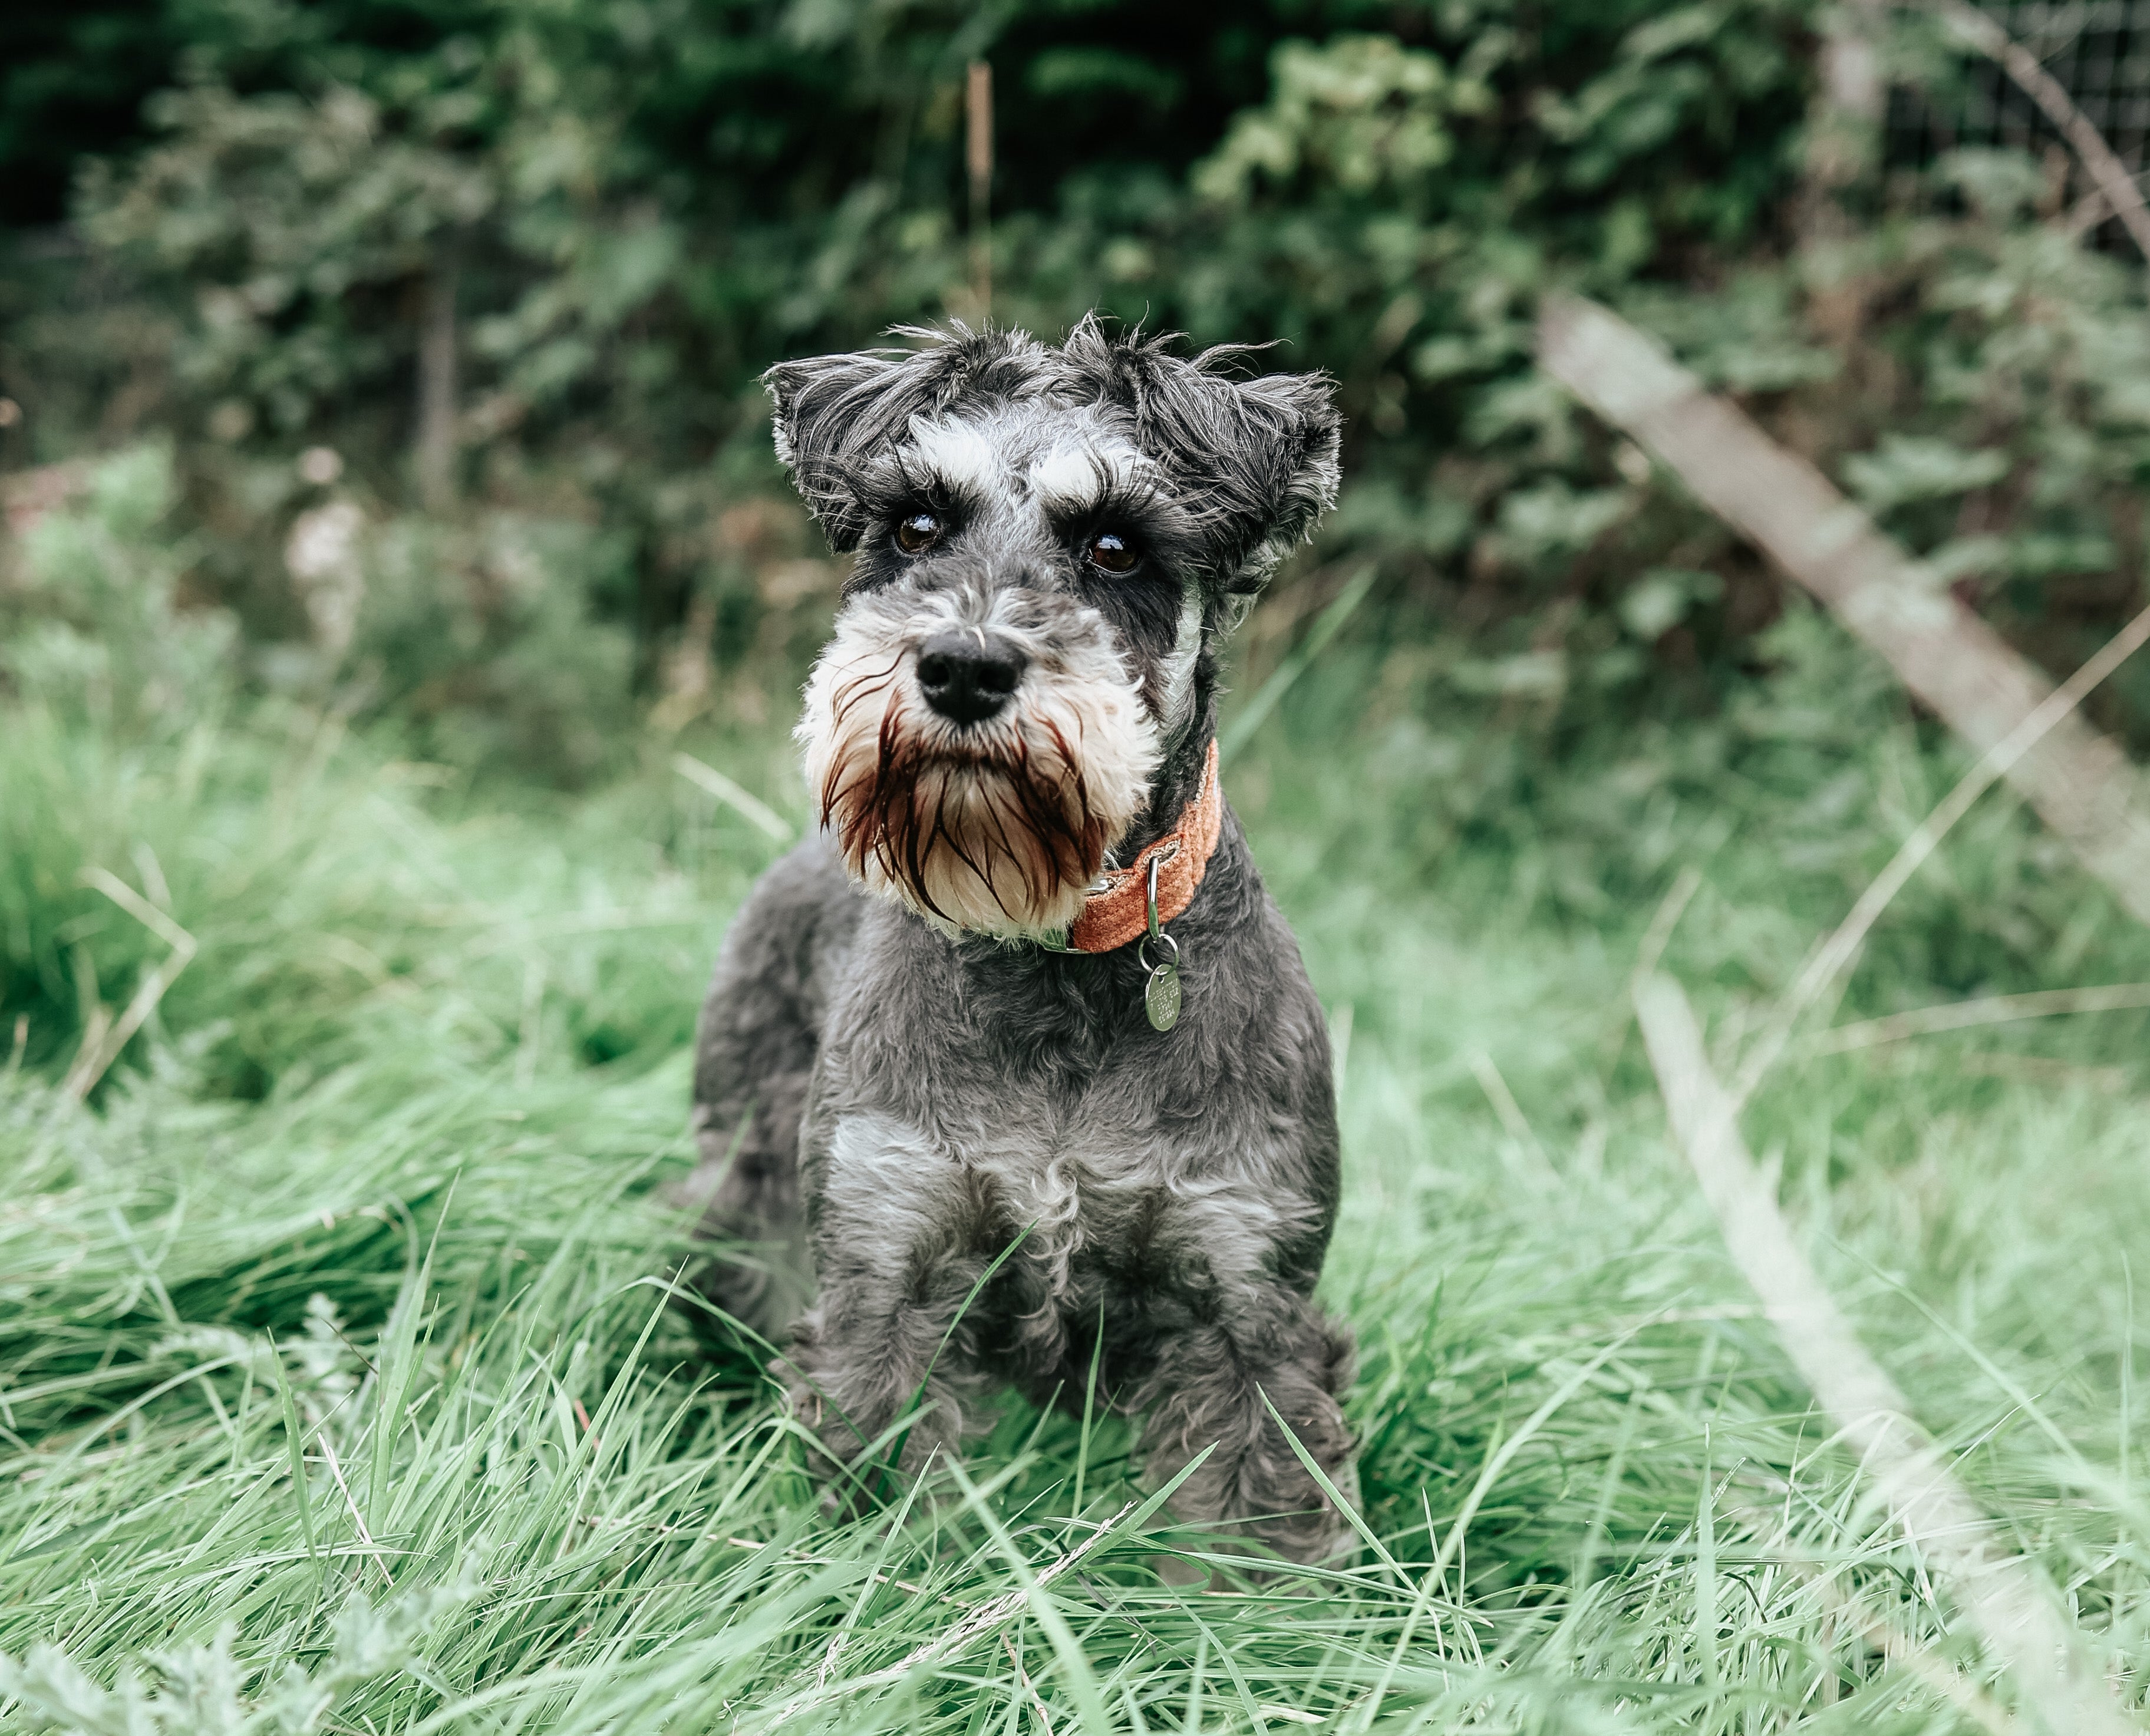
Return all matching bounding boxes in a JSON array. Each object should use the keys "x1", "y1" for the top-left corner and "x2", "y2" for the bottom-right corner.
[
  {"x1": 787, "y1": 1112, "x2": 997, "y2": 1503},
  {"x1": 1135, "y1": 1286, "x2": 1358, "y2": 1567}
]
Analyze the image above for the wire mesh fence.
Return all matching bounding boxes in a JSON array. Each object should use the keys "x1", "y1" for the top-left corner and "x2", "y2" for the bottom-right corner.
[{"x1": 1890, "y1": 1, "x2": 2150, "y2": 179}]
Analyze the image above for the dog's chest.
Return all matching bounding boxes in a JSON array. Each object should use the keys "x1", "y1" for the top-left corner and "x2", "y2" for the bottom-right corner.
[
  {"x1": 935, "y1": 1088, "x2": 1304, "y2": 1338},
  {"x1": 849, "y1": 940, "x2": 1199, "y2": 1234},
  {"x1": 819, "y1": 912, "x2": 1315, "y2": 1316},
  {"x1": 959, "y1": 1085, "x2": 1165, "y2": 1249}
]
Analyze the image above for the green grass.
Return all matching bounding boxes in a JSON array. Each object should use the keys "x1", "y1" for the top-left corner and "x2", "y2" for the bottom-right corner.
[{"x1": 5, "y1": 603, "x2": 2150, "y2": 1732}]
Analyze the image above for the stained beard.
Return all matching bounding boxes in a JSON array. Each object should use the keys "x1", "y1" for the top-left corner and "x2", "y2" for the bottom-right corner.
[{"x1": 798, "y1": 629, "x2": 1158, "y2": 938}]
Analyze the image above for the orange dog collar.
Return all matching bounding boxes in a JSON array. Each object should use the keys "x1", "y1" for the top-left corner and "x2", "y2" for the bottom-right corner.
[{"x1": 1068, "y1": 738, "x2": 1222, "y2": 955}]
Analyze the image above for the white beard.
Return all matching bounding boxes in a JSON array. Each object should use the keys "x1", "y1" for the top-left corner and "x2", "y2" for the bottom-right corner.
[{"x1": 797, "y1": 592, "x2": 1159, "y2": 938}]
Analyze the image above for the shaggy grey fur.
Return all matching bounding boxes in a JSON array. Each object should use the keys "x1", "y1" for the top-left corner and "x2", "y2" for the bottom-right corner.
[{"x1": 677, "y1": 319, "x2": 1356, "y2": 1563}]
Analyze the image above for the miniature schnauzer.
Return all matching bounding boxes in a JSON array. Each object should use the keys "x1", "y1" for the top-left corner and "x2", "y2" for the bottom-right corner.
[{"x1": 677, "y1": 318, "x2": 1356, "y2": 1564}]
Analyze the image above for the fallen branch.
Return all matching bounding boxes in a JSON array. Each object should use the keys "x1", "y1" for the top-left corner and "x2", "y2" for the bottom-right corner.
[
  {"x1": 1634, "y1": 972, "x2": 2131, "y2": 1735},
  {"x1": 1539, "y1": 294, "x2": 2150, "y2": 932}
]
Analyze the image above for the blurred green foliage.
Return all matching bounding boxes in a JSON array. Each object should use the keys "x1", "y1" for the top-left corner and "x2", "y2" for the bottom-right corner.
[
  {"x1": 27, "y1": 0, "x2": 1817, "y2": 484},
  {"x1": 5, "y1": 1, "x2": 2150, "y2": 781}
]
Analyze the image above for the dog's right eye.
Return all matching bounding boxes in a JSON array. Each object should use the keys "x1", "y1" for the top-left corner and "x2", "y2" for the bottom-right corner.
[{"x1": 895, "y1": 511, "x2": 942, "y2": 555}]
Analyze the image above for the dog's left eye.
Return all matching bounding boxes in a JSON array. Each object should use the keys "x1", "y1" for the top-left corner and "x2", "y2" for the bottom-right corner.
[
  {"x1": 1088, "y1": 532, "x2": 1138, "y2": 574},
  {"x1": 895, "y1": 511, "x2": 942, "y2": 555}
]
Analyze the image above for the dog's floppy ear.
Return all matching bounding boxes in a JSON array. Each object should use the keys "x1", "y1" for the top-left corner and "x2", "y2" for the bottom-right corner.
[
  {"x1": 1067, "y1": 321, "x2": 1341, "y2": 599},
  {"x1": 1214, "y1": 368, "x2": 1343, "y2": 595},
  {"x1": 764, "y1": 350, "x2": 911, "y2": 551}
]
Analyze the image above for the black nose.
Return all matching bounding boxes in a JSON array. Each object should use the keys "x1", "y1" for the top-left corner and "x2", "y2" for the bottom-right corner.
[{"x1": 915, "y1": 632, "x2": 1027, "y2": 725}]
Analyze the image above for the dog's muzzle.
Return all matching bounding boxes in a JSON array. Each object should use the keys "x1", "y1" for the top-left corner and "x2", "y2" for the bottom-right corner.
[{"x1": 797, "y1": 589, "x2": 1162, "y2": 938}]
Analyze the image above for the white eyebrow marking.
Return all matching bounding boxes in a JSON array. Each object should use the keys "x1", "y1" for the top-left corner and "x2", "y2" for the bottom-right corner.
[
  {"x1": 899, "y1": 417, "x2": 1003, "y2": 494},
  {"x1": 1028, "y1": 439, "x2": 1151, "y2": 514}
]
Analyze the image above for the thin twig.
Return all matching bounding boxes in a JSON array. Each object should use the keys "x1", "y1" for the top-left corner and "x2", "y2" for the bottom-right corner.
[
  {"x1": 1219, "y1": 563, "x2": 1378, "y2": 764},
  {"x1": 576, "y1": 1518, "x2": 968, "y2": 1606},
  {"x1": 1927, "y1": 0, "x2": 2150, "y2": 265},
  {"x1": 1466, "y1": 1050, "x2": 1559, "y2": 1190},
  {"x1": 61, "y1": 1005, "x2": 111, "y2": 1103},
  {"x1": 1803, "y1": 982, "x2": 2150, "y2": 1056},
  {"x1": 1955, "y1": 1052, "x2": 2126, "y2": 1089},
  {"x1": 62, "y1": 867, "x2": 199, "y2": 1101},
  {"x1": 1003, "y1": 1632, "x2": 1057, "y2": 1735},
  {"x1": 744, "y1": 1503, "x2": 1137, "y2": 1731},
  {"x1": 1635, "y1": 973, "x2": 2132, "y2": 1735},
  {"x1": 1730, "y1": 598, "x2": 2150, "y2": 1104},
  {"x1": 315, "y1": 1433, "x2": 397, "y2": 1589},
  {"x1": 672, "y1": 751, "x2": 794, "y2": 844}
]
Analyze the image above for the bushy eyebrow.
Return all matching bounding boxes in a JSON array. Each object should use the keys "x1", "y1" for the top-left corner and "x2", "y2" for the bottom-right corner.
[
  {"x1": 832, "y1": 414, "x2": 990, "y2": 515},
  {"x1": 1025, "y1": 443, "x2": 1202, "y2": 538},
  {"x1": 1043, "y1": 454, "x2": 1219, "y2": 563},
  {"x1": 1027, "y1": 441, "x2": 1152, "y2": 515},
  {"x1": 855, "y1": 447, "x2": 982, "y2": 522},
  {"x1": 899, "y1": 419, "x2": 1003, "y2": 496}
]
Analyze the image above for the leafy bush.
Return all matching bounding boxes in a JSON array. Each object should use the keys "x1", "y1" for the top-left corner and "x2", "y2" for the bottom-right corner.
[
  {"x1": 0, "y1": 0, "x2": 1828, "y2": 771},
  {"x1": 13, "y1": 0, "x2": 2150, "y2": 775}
]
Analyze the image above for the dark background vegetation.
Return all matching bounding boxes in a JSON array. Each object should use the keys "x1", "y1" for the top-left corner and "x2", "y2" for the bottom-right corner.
[{"x1": 14, "y1": 0, "x2": 2145, "y2": 781}]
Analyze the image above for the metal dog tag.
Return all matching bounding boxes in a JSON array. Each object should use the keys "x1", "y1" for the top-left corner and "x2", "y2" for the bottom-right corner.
[
  {"x1": 1144, "y1": 956, "x2": 1182, "y2": 1031},
  {"x1": 1139, "y1": 853, "x2": 1183, "y2": 1032}
]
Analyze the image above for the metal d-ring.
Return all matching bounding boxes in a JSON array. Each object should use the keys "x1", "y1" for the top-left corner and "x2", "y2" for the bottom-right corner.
[
  {"x1": 1141, "y1": 843, "x2": 1180, "y2": 942},
  {"x1": 1139, "y1": 847, "x2": 1184, "y2": 968}
]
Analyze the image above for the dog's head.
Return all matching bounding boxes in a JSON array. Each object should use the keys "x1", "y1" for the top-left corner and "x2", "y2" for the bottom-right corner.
[{"x1": 770, "y1": 317, "x2": 1340, "y2": 939}]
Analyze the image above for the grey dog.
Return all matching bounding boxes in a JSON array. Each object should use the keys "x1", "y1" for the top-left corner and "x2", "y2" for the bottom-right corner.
[{"x1": 675, "y1": 317, "x2": 1356, "y2": 1563}]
